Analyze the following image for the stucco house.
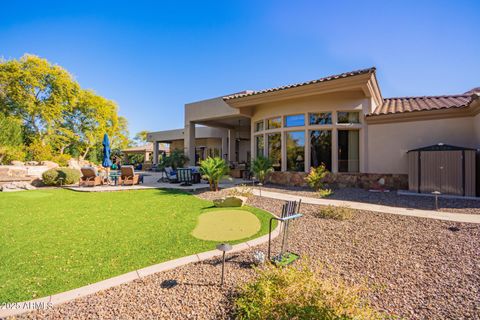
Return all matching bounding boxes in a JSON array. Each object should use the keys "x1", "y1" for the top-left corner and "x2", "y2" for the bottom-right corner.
[{"x1": 147, "y1": 67, "x2": 479, "y2": 194}]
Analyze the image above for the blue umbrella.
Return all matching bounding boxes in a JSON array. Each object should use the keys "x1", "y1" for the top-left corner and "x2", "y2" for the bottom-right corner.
[{"x1": 102, "y1": 133, "x2": 112, "y2": 168}]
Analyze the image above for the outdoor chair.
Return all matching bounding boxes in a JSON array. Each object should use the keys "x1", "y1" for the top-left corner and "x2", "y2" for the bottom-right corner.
[
  {"x1": 164, "y1": 167, "x2": 178, "y2": 183},
  {"x1": 118, "y1": 165, "x2": 140, "y2": 186},
  {"x1": 80, "y1": 167, "x2": 103, "y2": 187},
  {"x1": 177, "y1": 168, "x2": 193, "y2": 186}
]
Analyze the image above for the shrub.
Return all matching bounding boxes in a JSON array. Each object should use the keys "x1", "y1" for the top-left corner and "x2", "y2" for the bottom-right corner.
[
  {"x1": 315, "y1": 205, "x2": 354, "y2": 220},
  {"x1": 51, "y1": 154, "x2": 71, "y2": 167},
  {"x1": 199, "y1": 157, "x2": 230, "y2": 191},
  {"x1": 235, "y1": 261, "x2": 385, "y2": 320},
  {"x1": 26, "y1": 138, "x2": 53, "y2": 162},
  {"x1": 42, "y1": 167, "x2": 81, "y2": 186},
  {"x1": 0, "y1": 145, "x2": 25, "y2": 165},
  {"x1": 318, "y1": 188, "x2": 333, "y2": 198},
  {"x1": 160, "y1": 149, "x2": 189, "y2": 170},
  {"x1": 305, "y1": 164, "x2": 330, "y2": 191},
  {"x1": 251, "y1": 156, "x2": 274, "y2": 184},
  {"x1": 228, "y1": 184, "x2": 254, "y2": 198}
]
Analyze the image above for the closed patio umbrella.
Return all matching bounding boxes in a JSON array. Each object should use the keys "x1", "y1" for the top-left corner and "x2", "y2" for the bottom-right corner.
[{"x1": 102, "y1": 133, "x2": 112, "y2": 168}]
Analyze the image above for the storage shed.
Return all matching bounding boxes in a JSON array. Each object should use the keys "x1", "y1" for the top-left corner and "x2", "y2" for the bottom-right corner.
[{"x1": 407, "y1": 144, "x2": 476, "y2": 196}]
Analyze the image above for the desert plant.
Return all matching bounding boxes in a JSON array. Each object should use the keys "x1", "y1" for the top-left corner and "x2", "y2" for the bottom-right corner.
[
  {"x1": 42, "y1": 167, "x2": 81, "y2": 186},
  {"x1": 235, "y1": 260, "x2": 385, "y2": 320},
  {"x1": 251, "y1": 156, "x2": 274, "y2": 184},
  {"x1": 305, "y1": 164, "x2": 329, "y2": 191},
  {"x1": 199, "y1": 157, "x2": 230, "y2": 191},
  {"x1": 228, "y1": 184, "x2": 254, "y2": 198},
  {"x1": 315, "y1": 205, "x2": 354, "y2": 220},
  {"x1": 318, "y1": 188, "x2": 333, "y2": 198}
]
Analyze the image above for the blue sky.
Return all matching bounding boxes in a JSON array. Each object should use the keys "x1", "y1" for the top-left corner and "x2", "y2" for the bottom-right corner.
[{"x1": 1, "y1": 0, "x2": 478, "y2": 136}]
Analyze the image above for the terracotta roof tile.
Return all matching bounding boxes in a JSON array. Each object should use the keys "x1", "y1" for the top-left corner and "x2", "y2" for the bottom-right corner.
[
  {"x1": 223, "y1": 67, "x2": 376, "y2": 100},
  {"x1": 369, "y1": 94, "x2": 477, "y2": 116}
]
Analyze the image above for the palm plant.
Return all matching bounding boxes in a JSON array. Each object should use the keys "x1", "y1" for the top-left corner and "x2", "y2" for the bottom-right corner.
[
  {"x1": 160, "y1": 149, "x2": 189, "y2": 170},
  {"x1": 199, "y1": 157, "x2": 230, "y2": 191},
  {"x1": 251, "y1": 156, "x2": 274, "y2": 184}
]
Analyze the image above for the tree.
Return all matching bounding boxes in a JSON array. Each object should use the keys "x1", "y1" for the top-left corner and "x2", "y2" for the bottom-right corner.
[
  {"x1": 199, "y1": 157, "x2": 230, "y2": 191},
  {"x1": 0, "y1": 54, "x2": 79, "y2": 145},
  {"x1": 134, "y1": 130, "x2": 149, "y2": 146},
  {"x1": 160, "y1": 149, "x2": 189, "y2": 170},
  {"x1": 0, "y1": 54, "x2": 131, "y2": 163},
  {"x1": 0, "y1": 113, "x2": 25, "y2": 164}
]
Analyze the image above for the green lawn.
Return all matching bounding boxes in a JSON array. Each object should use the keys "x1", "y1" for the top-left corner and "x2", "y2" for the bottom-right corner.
[{"x1": 0, "y1": 189, "x2": 275, "y2": 303}]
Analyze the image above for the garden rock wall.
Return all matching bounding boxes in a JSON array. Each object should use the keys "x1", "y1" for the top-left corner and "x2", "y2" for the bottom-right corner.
[{"x1": 267, "y1": 171, "x2": 408, "y2": 190}]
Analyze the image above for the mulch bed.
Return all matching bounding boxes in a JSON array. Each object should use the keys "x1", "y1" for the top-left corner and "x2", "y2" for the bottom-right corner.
[
  {"x1": 259, "y1": 184, "x2": 480, "y2": 215},
  {"x1": 19, "y1": 190, "x2": 480, "y2": 320}
]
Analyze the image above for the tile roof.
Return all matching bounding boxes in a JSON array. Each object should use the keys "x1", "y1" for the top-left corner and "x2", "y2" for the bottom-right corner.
[
  {"x1": 369, "y1": 94, "x2": 478, "y2": 116},
  {"x1": 223, "y1": 67, "x2": 376, "y2": 100}
]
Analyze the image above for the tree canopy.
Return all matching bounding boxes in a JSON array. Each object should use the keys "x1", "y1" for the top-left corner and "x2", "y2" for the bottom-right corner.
[{"x1": 0, "y1": 54, "x2": 130, "y2": 164}]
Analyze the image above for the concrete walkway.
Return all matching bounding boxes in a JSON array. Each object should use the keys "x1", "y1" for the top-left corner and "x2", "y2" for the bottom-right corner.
[{"x1": 252, "y1": 189, "x2": 480, "y2": 224}]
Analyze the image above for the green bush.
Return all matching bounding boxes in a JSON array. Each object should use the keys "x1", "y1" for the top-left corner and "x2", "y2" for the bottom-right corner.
[
  {"x1": 318, "y1": 188, "x2": 333, "y2": 198},
  {"x1": 42, "y1": 167, "x2": 81, "y2": 186},
  {"x1": 235, "y1": 261, "x2": 385, "y2": 320},
  {"x1": 315, "y1": 205, "x2": 354, "y2": 220},
  {"x1": 305, "y1": 164, "x2": 330, "y2": 191},
  {"x1": 49, "y1": 154, "x2": 72, "y2": 167}
]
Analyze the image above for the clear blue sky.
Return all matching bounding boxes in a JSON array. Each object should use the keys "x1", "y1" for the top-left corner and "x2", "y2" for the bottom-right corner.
[{"x1": 1, "y1": 0, "x2": 478, "y2": 136}]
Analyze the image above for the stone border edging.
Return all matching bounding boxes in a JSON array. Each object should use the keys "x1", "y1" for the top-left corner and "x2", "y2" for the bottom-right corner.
[{"x1": 0, "y1": 223, "x2": 281, "y2": 319}]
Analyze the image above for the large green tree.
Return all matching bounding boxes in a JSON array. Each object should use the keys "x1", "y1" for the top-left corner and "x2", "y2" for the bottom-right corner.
[{"x1": 0, "y1": 54, "x2": 130, "y2": 163}]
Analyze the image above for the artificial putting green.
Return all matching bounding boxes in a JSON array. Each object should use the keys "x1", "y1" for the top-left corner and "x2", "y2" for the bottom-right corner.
[{"x1": 191, "y1": 209, "x2": 261, "y2": 241}]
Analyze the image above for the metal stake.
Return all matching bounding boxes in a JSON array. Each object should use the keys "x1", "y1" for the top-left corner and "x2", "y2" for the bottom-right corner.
[{"x1": 220, "y1": 251, "x2": 226, "y2": 286}]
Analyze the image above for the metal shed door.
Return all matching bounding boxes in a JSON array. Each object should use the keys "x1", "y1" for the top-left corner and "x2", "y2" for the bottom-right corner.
[{"x1": 420, "y1": 151, "x2": 463, "y2": 195}]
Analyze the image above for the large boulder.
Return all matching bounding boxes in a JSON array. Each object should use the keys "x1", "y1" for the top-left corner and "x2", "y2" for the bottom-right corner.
[
  {"x1": 10, "y1": 161, "x2": 25, "y2": 166},
  {"x1": 213, "y1": 196, "x2": 246, "y2": 207},
  {"x1": 67, "y1": 158, "x2": 81, "y2": 170},
  {"x1": 41, "y1": 161, "x2": 59, "y2": 169},
  {"x1": 25, "y1": 161, "x2": 39, "y2": 166}
]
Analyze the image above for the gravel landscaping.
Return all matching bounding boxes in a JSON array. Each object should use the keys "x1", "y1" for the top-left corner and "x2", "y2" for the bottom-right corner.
[
  {"x1": 18, "y1": 190, "x2": 480, "y2": 320},
  {"x1": 259, "y1": 184, "x2": 480, "y2": 215}
]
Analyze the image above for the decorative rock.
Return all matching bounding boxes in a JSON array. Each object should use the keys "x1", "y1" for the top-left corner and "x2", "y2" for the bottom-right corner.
[
  {"x1": 213, "y1": 196, "x2": 246, "y2": 207},
  {"x1": 10, "y1": 161, "x2": 25, "y2": 166},
  {"x1": 68, "y1": 158, "x2": 81, "y2": 170},
  {"x1": 0, "y1": 181, "x2": 36, "y2": 192},
  {"x1": 41, "y1": 161, "x2": 59, "y2": 169},
  {"x1": 26, "y1": 161, "x2": 39, "y2": 166}
]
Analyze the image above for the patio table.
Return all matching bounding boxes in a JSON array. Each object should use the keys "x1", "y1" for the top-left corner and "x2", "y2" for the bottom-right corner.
[{"x1": 109, "y1": 171, "x2": 121, "y2": 186}]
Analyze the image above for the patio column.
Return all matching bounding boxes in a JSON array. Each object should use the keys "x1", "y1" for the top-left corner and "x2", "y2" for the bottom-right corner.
[
  {"x1": 228, "y1": 129, "x2": 236, "y2": 162},
  {"x1": 222, "y1": 135, "x2": 228, "y2": 160},
  {"x1": 185, "y1": 122, "x2": 196, "y2": 166},
  {"x1": 152, "y1": 142, "x2": 159, "y2": 165}
]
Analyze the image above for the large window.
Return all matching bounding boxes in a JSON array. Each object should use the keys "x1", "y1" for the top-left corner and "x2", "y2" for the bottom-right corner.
[
  {"x1": 267, "y1": 117, "x2": 282, "y2": 129},
  {"x1": 337, "y1": 112, "x2": 360, "y2": 124},
  {"x1": 286, "y1": 131, "x2": 305, "y2": 172},
  {"x1": 309, "y1": 112, "x2": 332, "y2": 125},
  {"x1": 310, "y1": 130, "x2": 332, "y2": 171},
  {"x1": 267, "y1": 133, "x2": 282, "y2": 171},
  {"x1": 255, "y1": 121, "x2": 264, "y2": 132},
  {"x1": 255, "y1": 135, "x2": 264, "y2": 157},
  {"x1": 338, "y1": 130, "x2": 359, "y2": 172},
  {"x1": 285, "y1": 114, "x2": 305, "y2": 127}
]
